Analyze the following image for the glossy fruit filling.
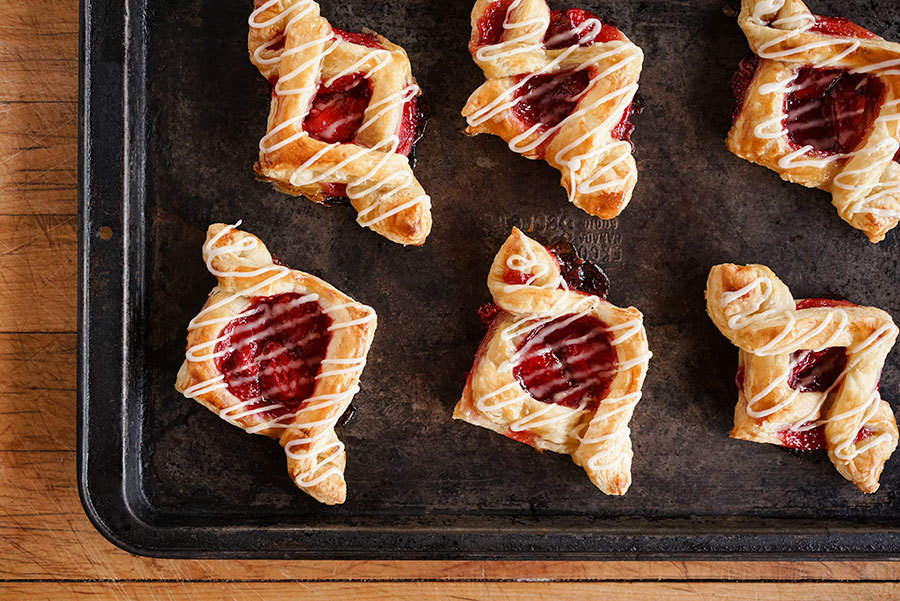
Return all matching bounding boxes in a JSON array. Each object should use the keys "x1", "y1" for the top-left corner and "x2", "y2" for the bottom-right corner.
[
  {"x1": 795, "y1": 298, "x2": 857, "y2": 310},
  {"x1": 474, "y1": 1, "x2": 623, "y2": 49},
  {"x1": 474, "y1": 0, "x2": 512, "y2": 47},
  {"x1": 320, "y1": 182, "x2": 349, "y2": 205},
  {"x1": 735, "y1": 300, "x2": 857, "y2": 392},
  {"x1": 215, "y1": 293, "x2": 332, "y2": 417},
  {"x1": 308, "y1": 73, "x2": 425, "y2": 200},
  {"x1": 505, "y1": 427, "x2": 538, "y2": 446},
  {"x1": 332, "y1": 27, "x2": 384, "y2": 49},
  {"x1": 730, "y1": 55, "x2": 760, "y2": 120},
  {"x1": 511, "y1": 69, "x2": 637, "y2": 146},
  {"x1": 808, "y1": 15, "x2": 877, "y2": 39},
  {"x1": 396, "y1": 94, "x2": 425, "y2": 157},
  {"x1": 547, "y1": 241, "x2": 610, "y2": 298},
  {"x1": 788, "y1": 347, "x2": 847, "y2": 392},
  {"x1": 478, "y1": 301, "x2": 504, "y2": 328},
  {"x1": 611, "y1": 95, "x2": 643, "y2": 143},
  {"x1": 267, "y1": 35, "x2": 286, "y2": 54},
  {"x1": 787, "y1": 299, "x2": 856, "y2": 393},
  {"x1": 513, "y1": 70, "x2": 592, "y2": 131},
  {"x1": 543, "y1": 8, "x2": 624, "y2": 49},
  {"x1": 304, "y1": 73, "x2": 373, "y2": 144},
  {"x1": 784, "y1": 67, "x2": 886, "y2": 155},
  {"x1": 776, "y1": 297, "x2": 872, "y2": 450},
  {"x1": 502, "y1": 268, "x2": 530, "y2": 286},
  {"x1": 778, "y1": 423, "x2": 873, "y2": 451},
  {"x1": 513, "y1": 314, "x2": 617, "y2": 410},
  {"x1": 317, "y1": 93, "x2": 424, "y2": 201},
  {"x1": 500, "y1": 240, "x2": 610, "y2": 297},
  {"x1": 730, "y1": 13, "x2": 876, "y2": 123}
]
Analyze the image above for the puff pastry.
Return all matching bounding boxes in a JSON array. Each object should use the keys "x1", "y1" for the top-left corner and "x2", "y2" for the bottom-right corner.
[
  {"x1": 248, "y1": 0, "x2": 432, "y2": 245},
  {"x1": 461, "y1": 0, "x2": 644, "y2": 219},
  {"x1": 454, "y1": 228, "x2": 651, "y2": 495},
  {"x1": 728, "y1": 0, "x2": 900, "y2": 243},
  {"x1": 706, "y1": 263, "x2": 899, "y2": 493},
  {"x1": 175, "y1": 223, "x2": 377, "y2": 504}
]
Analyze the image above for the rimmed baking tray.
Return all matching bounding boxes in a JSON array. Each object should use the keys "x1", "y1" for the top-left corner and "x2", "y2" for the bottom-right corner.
[{"x1": 79, "y1": 0, "x2": 900, "y2": 558}]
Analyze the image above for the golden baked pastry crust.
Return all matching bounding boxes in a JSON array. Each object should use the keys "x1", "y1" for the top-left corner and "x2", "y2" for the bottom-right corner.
[
  {"x1": 461, "y1": 0, "x2": 643, "y2": 220},
  {"x1": 727, "y1": 0, "x2": 900, "y2": 243},
  {"x1": 175, "y1": 223, "x2": 377, "y2": 504},
  {"x1": 706, "y1": 263, "x2": 899, "y2": 493},
  {"x1": 453, "y1": 228, "x2": 651, "y2": 495},
  {"x1": 248, "y1": 0, "x2": 432, "y2": 246}
]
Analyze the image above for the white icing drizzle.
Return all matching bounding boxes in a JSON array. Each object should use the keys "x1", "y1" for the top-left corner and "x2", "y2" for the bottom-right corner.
[
  {"x1": 720, "y1": 276, "x2": 898, "y2": 459},
  {"x1": 466, "y1": 1, "x2": 638, "y2": 203},
  {"x1": 579, "y1": 391, "x2": 641, "y2": 471},
  {"x1": 756, "y1": 14, "x2": 859, "y2": 67},
  {"x1": 475, "y1": 243, "x2": 651, "y2": 472},
  {"x1": 250, "y1": 0, "x2": 430, "y2": 229},
  {"x1": 181, "y1": 222, "x2": 375, "y2": 490},
  {"x1": 474, "y1": 0, "x2": 547, "y2": 62},
  {"x1": 745, "y1": 5, "x2": 900, "y2": 221}
]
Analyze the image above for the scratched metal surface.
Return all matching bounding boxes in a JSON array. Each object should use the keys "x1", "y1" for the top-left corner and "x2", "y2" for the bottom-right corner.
[{"x1": 137, "y1": 0, "x2": 899, "y2": 545}]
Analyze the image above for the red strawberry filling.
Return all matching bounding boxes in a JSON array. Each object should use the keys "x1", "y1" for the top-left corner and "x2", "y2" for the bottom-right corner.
[
  {"x1": 775, "y1": 298, "x2": 875, "y2": 450},
  {"x1": 215, "y1": 292, "x2": 333, "y2": 418},
  {"x1": 473, "y1": 2, "x2": 623, "y2": 49},
  {"x1": 730, "y1": 54, "x2": 760, "y2": 121},
  {"x1": 502, "y1": 268, "x2": 531, "y2": 286},
  {"x1": 320, "y1": 182, "x2": 349, "y2": 204},
  {"x1": 396, "y1": 94, "x2": 423, "y2": 156},
  {"x1": 316, "y1": 90, "x2": 423, "y2": 199},
  {"x1": 795, "y1": 298, "x2": 857, "y2": 310},
  {"x1": 304, "y1": 68, "x2": 424, "y2": 199},
  {"x1": 477, "y1": 302, "x2": 504, "y2": 328},
  {"x1": 304, "y1": 73, "x2": 373, "y2": 144},
  {"x1": 513, "y1": 314, "x2": 617, "y2": 411},
  {"x1": 809, "y1": 15, "x2": 877, "y2": 39},
  {"x1": 513, "y1": 70, "x2": 592, "y2": 131},
  {"x1": 784, "y1": 67, "x2": 886, "y2": 155},
  {"x1": 267, "y1": 35, "x2": 286, "y2": 54},
  {"x1": 547, "y1": 240, "x2": 610, "y2": 298},
  {"x1": 500, "y1": 240, "x2": 610, "y2": 297},
  {"x1": 778, "y1": 423, "x2": 873, "y2": 450},
  {"x1": 474, "y1": 239, "x2": 615, "y2": 413},
  {"x1": 610, "y1": 95, "x2": 642, "y2": 143},
  {"x1": 331, "y1": 27, "x2": 384, "y2": 49},
  {"x1": 473, "y1": 0, "x2": 513, "y2": 48},
  {"x1": 543, "y1": 8, "x2": 624, "y2": 49},
  {"x1": 788, "y1": 346, "x2": 847, "y2": 393},
  {"x1": 512, "y1": 69, "x2": 638, "y2": 148},
  {"x1": 735, "y1": 299, "x2": 861, "y2": 397},
  {"x1": 505, "y1": 427, "x2": 539, "y2": 446},
  {"x1": 473, "y1": 3, "x2": 636, "y2": 148},
  {"x1": 299, "y1": 29, "x2": 425, "y2": 202},
  {"x1": 731, "y1": 13, "x2": 877, "y2": 124},
  {"x1": 786, "y1": 299, "x2": 856, "y2": 394}
]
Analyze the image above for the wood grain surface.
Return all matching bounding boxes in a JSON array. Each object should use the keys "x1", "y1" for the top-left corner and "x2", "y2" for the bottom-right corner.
[{"x1": 1, "y1": 0, "x2": 898, "y2": 599}]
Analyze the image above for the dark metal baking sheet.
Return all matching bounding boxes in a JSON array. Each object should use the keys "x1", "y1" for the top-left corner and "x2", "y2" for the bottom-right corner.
[{"x1": 79, "y1": 0, "x2": 900, "y2": 558}]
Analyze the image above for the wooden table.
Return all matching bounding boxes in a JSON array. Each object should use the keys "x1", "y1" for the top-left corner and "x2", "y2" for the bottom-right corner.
[{"x1": 2, "y1": 1, "x2": 898, "y2": 598}]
